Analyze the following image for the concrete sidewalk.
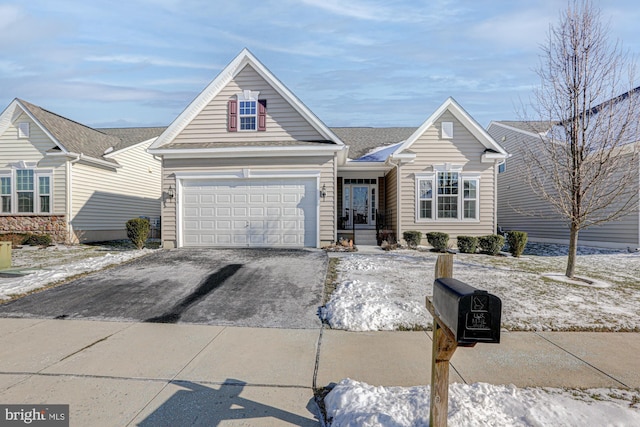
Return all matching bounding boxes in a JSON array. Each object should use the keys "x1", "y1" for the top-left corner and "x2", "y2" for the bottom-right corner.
[{"x1": 0, "y1": 319, "x2": 638, "y2": 426}]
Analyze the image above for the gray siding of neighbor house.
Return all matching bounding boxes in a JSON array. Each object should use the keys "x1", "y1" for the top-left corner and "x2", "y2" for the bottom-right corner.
[
  {"x1": 161, "y1": 155, "x2": 336, "y2": 248},
  {"x1": 0, "y1": 113, "x2": 67, "y2": 214},
  {"x1": 70, "y1": 139, "x2": 161, "y2": 242},
  {"x1": 399, "y1": 112, "x2": 497, "y2": 243},
  {"x1": 488, "y1": 122, "x2": 640, "y2": 248},
  {"x1": 173, "y1": 65, "x2": 326, "y2": 144}
]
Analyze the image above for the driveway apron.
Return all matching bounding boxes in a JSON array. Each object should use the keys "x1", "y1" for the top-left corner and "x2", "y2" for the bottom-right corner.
[{"x1": 0, "y1": 248, "x2": 327, "y2": 329}]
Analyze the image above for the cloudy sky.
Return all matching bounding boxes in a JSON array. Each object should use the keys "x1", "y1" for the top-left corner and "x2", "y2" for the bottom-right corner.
[{"x1": 1, "y1": 0, "x2": 638, "y2": 129}]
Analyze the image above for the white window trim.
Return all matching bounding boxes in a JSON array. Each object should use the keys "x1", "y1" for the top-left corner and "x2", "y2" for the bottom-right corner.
[
  {"x1": 414, "y1": 167, "x2": 481, "y2": 223},
  {"x1": 0, "y1": 167, "x2": 53, "y2": 215},
  {"x1": 236, "y1": 90, "x2": 260, "y2": 132}
]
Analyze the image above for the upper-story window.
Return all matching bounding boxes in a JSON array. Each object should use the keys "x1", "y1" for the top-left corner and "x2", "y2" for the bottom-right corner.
[
  {"x1": 0, "y1": 166, "x2": 51, "y2": 214},
  {"x1": 239, "y1": 100, "x2": 257, "y2": 130},
  {"x1": 228, "y1": 90, "x2": 267, "y2": 132}
]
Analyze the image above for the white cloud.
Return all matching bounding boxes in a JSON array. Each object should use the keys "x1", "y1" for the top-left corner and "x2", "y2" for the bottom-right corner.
[
  {"x1": 0, "y1": 4, "x2": 21, "y2": 29},
  {"x1": 85, "y1": 55, "x2": 217, "y2": 70},
  {"x1": 297, "y1": 0, "x2": 459, "y2": 23}
]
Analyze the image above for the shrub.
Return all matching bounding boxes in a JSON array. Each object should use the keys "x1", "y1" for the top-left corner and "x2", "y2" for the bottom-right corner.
[
  {"x1": 507, "y1": 231, "x2": 528, "y2": 257},
  {"x1": 478, "y1": 234, "x2": 505, "y2": 256},
  {"x1": 23, "y1": 233, "x2": 52, "y2": 246},
  {"x1": 457, "y1": 236, "x2": 478, "y2": 254},
  {"x1": 402, "y1": 230, "x2": 422, "y2": 249},
  {"x1": 426, "y1": 232, "x2": 449, "y2": 252},
  {"x1": 126, "y1": 218, "x2": 151, "y2": 249}
]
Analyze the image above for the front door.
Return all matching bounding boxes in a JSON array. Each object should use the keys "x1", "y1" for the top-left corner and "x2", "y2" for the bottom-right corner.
[{"x1": 343, "y1": 181, "x2": 377, "y2": 228}]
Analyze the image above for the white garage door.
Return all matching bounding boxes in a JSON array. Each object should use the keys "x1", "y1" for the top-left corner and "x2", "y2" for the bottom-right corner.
[{"x1": 181, "y1": 178, "x2": 318, "y2": 247}]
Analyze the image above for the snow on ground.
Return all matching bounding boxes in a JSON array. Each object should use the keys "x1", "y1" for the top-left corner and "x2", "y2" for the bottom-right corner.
[
  {"x1": 0, "y1": 244, "x2": 154, "y2": 300},
  {"x1": 320, "y1": 243, "x2": 640, "y2": 332},
  {"x1": 325, "y1": 379, "x2": 640, "y2": 427}
]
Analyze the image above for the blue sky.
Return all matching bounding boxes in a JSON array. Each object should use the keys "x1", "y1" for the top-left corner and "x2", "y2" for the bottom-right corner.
[{"x1": 1, "y1": 0, "x2": 638, "y2": 129}]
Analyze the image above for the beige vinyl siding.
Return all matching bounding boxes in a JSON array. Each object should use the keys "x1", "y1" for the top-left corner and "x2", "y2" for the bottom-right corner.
[
  {"x1": 173, "y1": 65, "x2": 325, "y2": 144},
  {"x1": 384, "y1": 166, "x2": 398, "y2": 236},
  {"x1": 161, "y1": 155, "x2": 335, "y2": 246},
  {"x1": 400, "y1": 112, "x2": 496, "y2": 242},
  {"x1": 488, "y1": 122, "x2": 640, "y2": 247},
  {"x1": 0, "y1": 114, "x2": 67, "y2": 214},
  {"x1": 71, "y1": 140, "x2": 161, "y2": 234}
]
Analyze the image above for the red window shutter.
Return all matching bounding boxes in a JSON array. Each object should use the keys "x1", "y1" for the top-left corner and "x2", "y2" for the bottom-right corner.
[
  {"x1": 228, "y1": 99, "x2": 237, "y2": 132},
  {"x1": 258, "y1": 99, "x2": 267, "y2": 131}
]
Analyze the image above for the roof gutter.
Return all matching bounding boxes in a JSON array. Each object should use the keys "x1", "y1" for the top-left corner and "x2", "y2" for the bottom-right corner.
[
  {"x1": 148, "y1": 145, "x2": 344, "y2": 159},
  {"x1": 47, "y1": 152, "x2": 121, "y2": 169}
]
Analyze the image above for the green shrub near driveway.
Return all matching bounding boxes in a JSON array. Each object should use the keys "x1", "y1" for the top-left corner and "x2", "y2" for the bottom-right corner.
[
  {"x1": 402, "y1": 230, "x2": 422, "y2": 249},
  {"x1": 457, "y1": 235, "x2": 478, "y2": 254},
  {"x1": 426, "y1": 232, "x2": 449, "y2": 252},
  {"x1": 507, "y1": 231, "x2": 528, "y2": 257},
  {"x1": 126, "y1": 218, "x2": 151, "y2": 249},
  {"x1": 478, "y1": 234, "x2": 505, "y2": 256}
]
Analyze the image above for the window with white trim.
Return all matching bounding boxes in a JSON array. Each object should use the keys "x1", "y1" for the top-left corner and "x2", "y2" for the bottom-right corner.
[
  {"x1": 416, "y1": 167, "x2": 480, "y2": 221},
  {"x1": 0, "y1": 168, "x2": 52, "y2": 214},
  {"x1": 0, "y1": 175, "x2": 11, "y2": 213},
  {"x1": 418, "y1": 179, "x2": 433, "y2": 219},
  {"x1": 463, "y1": 178, "x2": 478, "y2": 219},
  {"x1": 239, "y1": 100, "x2": 257, "y2": 130}
]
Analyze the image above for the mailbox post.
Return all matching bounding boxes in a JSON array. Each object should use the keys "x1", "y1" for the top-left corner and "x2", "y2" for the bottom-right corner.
[{"x1": 426, "y1": 254, "x2": 502, "y2": 427}]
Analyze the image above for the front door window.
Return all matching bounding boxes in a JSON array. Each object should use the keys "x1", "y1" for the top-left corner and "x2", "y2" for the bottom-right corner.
[
  {"x1": 352, "y1": 186, "x2": 369, "y2": 225},
  {"x1": 342, "y1": 179, "x2": 377, "y2": 228}
]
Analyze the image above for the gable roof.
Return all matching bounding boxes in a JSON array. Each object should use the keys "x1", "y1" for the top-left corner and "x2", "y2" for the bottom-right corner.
[
  {"x1": 331, "y1": 127, "x2": 415, "y2": 159},
  {"x1": 489, "y1": 120, "x2": 554, "y2": 136},
  {"x1": 0, "y1": 99, "x2": 164, "y2": 166},
  {"x1": 149, "y1": 48, "x2": 344, "y2": 151},
  {"x1": 392, "y1": 97, "x2": 508, "y2": 160}
]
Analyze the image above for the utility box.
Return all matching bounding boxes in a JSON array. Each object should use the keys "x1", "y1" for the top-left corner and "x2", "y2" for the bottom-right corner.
[
  {"x1": 433, "y1": 277, "x2": 502, "y2": 346},
  {"x1": 0, "y1": 241, "x2": 11, "y2": 269}
]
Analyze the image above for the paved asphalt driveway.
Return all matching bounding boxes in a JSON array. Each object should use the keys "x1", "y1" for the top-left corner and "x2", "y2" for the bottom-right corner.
[{"x1": 0, "y1": 248, "x2": 328, "y2": 329}]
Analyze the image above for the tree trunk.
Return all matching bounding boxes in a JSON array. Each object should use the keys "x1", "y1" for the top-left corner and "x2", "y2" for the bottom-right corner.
[{"x1": 566, "y1": 222, "x2": 579, "y2": 278}]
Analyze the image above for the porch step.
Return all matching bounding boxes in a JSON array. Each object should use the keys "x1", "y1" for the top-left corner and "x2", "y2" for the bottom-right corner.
[{"x1": 354, "y1": 230, "x2": 378, "y2": 246}]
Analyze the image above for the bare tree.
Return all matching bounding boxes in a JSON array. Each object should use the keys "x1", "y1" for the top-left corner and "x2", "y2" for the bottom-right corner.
[{"x1": 523, "y1": 0, "x2": 639, "y2": 278}]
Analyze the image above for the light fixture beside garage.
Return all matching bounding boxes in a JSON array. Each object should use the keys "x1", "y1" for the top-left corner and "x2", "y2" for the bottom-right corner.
[
  {"x1": 320, "y1": 184, "x2": 327, "y2": 201},
  {"x1": 167, "y1": 185, "x2": 175, "y2": 199}
]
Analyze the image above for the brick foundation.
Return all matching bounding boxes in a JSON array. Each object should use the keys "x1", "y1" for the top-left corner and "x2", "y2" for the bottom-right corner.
[{"x1": 0, "y1": 215, "x2": 68, "y2": 243}]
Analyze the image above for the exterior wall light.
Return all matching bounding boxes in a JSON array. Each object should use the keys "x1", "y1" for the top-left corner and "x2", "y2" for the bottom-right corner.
[
  {"x1": 320, "y1": 184, "x2": 327, "y2": 200},
  {"x1": 167, "y1": 185, "x2": 175, "y2": 199}
]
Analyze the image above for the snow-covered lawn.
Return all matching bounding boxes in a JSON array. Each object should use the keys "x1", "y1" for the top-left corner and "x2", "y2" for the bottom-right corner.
[
  {"x1": 325, "y1": 379, "x2": 640, "y2": 427},
  {"x1": 320, "y1": 243, "x2": 640, "y2": 332},
  {"x1": 0, "y1": 242, "x2": 156, "y2": 300}
]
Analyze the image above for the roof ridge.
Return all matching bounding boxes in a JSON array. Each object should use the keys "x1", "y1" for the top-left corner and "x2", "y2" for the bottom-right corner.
[{"x1": 17, "y1": 99, "x2": 112, "y2": 138}]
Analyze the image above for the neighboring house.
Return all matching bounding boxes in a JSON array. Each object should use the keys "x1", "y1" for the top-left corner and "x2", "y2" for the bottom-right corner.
[
  {"x1": 0, "y1": 99, "x2": 163, "y2": 243},
  {"x1": 149, "y1": 49, "x2": 508, "y2": 249},
  {"x1": 487, "y1": 120, "x2": 640, "y2": 249}
]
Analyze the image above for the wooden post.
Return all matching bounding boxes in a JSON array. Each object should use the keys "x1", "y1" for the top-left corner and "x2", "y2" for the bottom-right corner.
[
  {"x1": 429, "y1": 253, "x2": 455, "y2": 427},
  {"x1": 434, "y1": 253, "x2": 453, "y2": 280}
]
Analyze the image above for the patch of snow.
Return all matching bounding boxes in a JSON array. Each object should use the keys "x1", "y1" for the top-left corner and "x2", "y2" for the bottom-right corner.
[
  {"x1": 325, "y1": 379, "x2": 640, "y2": 427},
  {"x1": 351, "y1": 142, "x2": 403, "y2": 162},
  {"x1": 541, "y1": 273, "x2": 611, "y2": 288},
  {"x1": 322, "y1": 243, "x2": 640, "y2": 331},
  {"x1": 0, "y1": 249, "x2": 154, "y2": 300}
]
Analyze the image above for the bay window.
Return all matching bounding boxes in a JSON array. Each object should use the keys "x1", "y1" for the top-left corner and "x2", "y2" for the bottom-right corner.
[
  {"x1": 416, "y1": 168, "x2": 479, "y2": 221},
  {"x1": 0, "y1": 168, "x2": 52, "y2": 214}
]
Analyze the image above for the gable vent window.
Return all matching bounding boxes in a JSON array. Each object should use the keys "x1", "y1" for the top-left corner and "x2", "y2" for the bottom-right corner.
[
  {"x1": 441, "y1": 121, "x2": 453, "y2": 139},
  {"x1": 18, "y1": 122, "x2": 30, "y2": 138}
]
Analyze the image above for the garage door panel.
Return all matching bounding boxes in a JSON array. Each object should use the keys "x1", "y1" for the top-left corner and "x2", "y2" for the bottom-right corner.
[{"x1": 181, "y1": 177, "x2": 317, "y2": 248}]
